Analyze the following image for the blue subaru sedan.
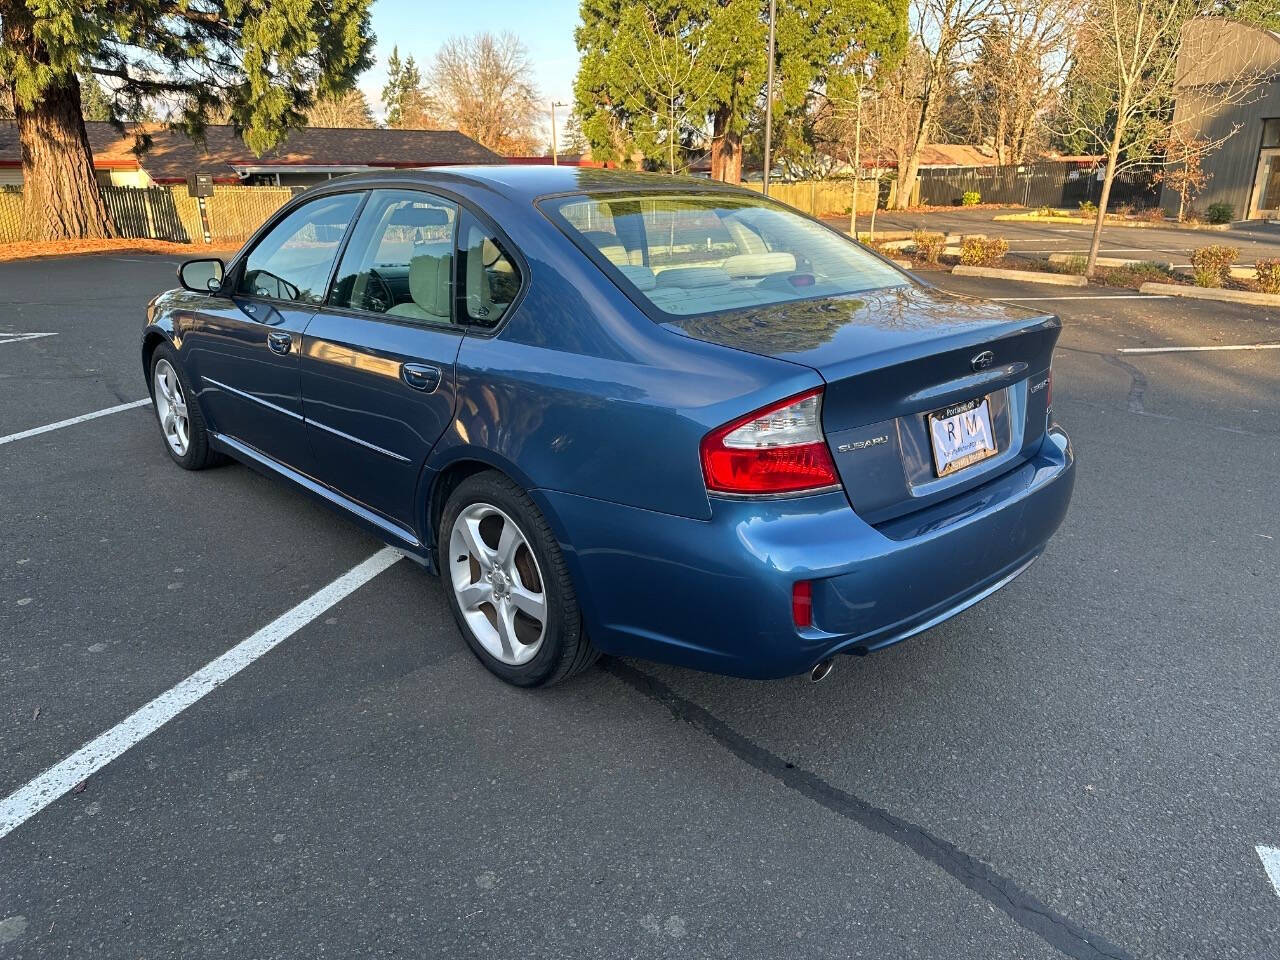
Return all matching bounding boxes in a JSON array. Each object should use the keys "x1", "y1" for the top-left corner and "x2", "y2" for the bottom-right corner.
[{"x1": 143, "y1": 166, "x2": 1074, "y2": 686}]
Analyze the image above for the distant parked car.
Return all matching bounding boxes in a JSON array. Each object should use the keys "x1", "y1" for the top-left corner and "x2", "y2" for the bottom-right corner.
[{"x1": 143, "y1": 167, "x2": 1074, "y2": 686}]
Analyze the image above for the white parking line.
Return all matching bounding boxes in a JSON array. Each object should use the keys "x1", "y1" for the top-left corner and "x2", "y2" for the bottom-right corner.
[
  {"x1": 0, "y1": 332, "x2": 57, "y2": 346},
  {"x1": 999, "y1": 295, "x2": 1171, "y2": 302},
  {"x1": 0, "y1": 547, "x2": 403, "y2": 840},
  {"x1": 0, "y1": 399, "x2": 150, "y2": 447},
  {"x1": 1258, "y1": 846, "x2": 1280, "y2": 898},
  {"x1": 1118, "y1": 343, "x2": 1280, "y2": 354}
]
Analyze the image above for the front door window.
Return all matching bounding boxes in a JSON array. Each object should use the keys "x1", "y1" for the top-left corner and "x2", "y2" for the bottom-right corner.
[{"x1": 238, "y1": 193, "x2": 363, "y2": 304}]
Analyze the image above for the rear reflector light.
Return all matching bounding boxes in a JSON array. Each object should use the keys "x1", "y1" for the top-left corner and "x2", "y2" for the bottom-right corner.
[
  {"x1": 700, "y1": 388, "x2": 840, "y2": 495},
  {"x1": 792, "y1": 580, "x2": 813, "y2": 628}
]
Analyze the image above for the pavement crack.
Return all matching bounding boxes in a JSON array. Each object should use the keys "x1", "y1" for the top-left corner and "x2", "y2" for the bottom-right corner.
[
  {"x1": 606, "y1": 660, "x2": 1135, "y2": 960},
  {"x1": 1099, "y1": 354, "x2": 1148, "y2": 414}
]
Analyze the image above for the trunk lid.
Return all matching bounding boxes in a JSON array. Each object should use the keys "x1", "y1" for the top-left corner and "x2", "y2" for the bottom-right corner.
[{"x1": 665, "y1": 284, "x2": 1060, "y2": 524}]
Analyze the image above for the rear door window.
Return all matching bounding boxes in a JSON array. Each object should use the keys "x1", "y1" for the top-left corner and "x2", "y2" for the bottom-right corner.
[
  {"x1": 238, "y1": 193, "x2": 362, "y2": 304},
  {"x1": 457, "y1": 210, "x2": 523, "y2": 329}
]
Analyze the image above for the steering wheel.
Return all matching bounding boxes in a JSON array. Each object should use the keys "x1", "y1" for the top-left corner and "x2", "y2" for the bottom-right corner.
[{"x1": 363, "y1": 269, "x2": 395, "y2": 313}]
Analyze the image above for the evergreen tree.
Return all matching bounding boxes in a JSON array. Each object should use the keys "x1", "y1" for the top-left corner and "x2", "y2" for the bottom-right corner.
[
  {"x1": 0, "y1": 0, "x2": 374, "y2": 239},
  {"x1": 574, "y1": 0, "x2": 905, "y2": 181},
  {"x1": 382, "y1": 47, "x2": 431, "y2": 128},
  {"x1": 79, "y1": 76, "x2": 114, "y2": 123}
]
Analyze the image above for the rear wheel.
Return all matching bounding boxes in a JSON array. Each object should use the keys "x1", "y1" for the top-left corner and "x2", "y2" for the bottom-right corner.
[
  {"x1": 150, "y1": 343, "x2": 220, "y2": 470},
  {"x1": 440, "y1": 471, "x2": 597, "y2": 686}
]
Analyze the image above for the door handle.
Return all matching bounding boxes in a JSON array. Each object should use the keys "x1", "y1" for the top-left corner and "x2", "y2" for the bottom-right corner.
[
  {"x1": 401, "y1": 362, "x2": 442, "y2": 393},
  {"x1": 267, "y1": 332, "x2": 292, "y2": 356}
]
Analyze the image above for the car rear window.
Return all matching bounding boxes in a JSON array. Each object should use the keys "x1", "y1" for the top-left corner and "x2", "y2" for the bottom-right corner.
[{"x1": 544, "y1": 191, "x2": 906, "y2": 317}]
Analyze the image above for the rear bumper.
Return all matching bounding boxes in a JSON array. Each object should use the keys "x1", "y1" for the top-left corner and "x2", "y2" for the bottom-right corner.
[{"x1": 533, "y1": 427, "x2": 1075, "y2": 680}]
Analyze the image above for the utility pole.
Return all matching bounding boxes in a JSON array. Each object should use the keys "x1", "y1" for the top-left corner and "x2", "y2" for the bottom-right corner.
[
  {"x1": 850, "y1": 76, "x2": 869, "y2": 240},
  {"x1": 762, "y1": 0, "x2": 776, "y2": 196},
  {"x1": 550, "y1": 101, "x2": 568, "y2": 165}
]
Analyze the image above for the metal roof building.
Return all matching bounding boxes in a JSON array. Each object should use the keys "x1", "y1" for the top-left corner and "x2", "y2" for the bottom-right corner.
[{"x1": 1163, "y1": 19, "x2": 1280, "y2": 219}]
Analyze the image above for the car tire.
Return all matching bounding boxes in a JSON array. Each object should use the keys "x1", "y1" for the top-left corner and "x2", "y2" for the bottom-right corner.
[
  {"x1": 440, "y1": 471, "x2": 598, "y2": 687},
  {"x1": 149, "y1": 342, "x2": 221, "y2": 470}
]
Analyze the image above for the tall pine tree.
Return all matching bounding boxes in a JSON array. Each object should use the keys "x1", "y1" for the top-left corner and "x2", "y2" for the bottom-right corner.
[
  {"x1": 381, "y1": 47, "x2": 431, "y2": 129},
  {"x1": 0, "y1": 0, "x2": 374, "y2": 239}
]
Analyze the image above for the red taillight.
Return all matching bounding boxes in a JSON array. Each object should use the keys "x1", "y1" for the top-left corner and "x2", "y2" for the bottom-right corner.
[
  {"x1": 700, "y1": 388, "x2": 840, "y2": 496},
  {"x1": 792, "y1": 580, "x2": 813, "y2": 628}
]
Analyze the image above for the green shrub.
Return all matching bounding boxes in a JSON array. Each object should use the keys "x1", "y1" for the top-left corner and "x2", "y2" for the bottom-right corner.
[
  {"x1": 962, "y1": 191, "x2": 981, "y2": 206},
  {"x1": 910, "y1": 230, "x2": 947, "y2": 264},
  {"x1": 1189, "y1": 245, "x2": 1239, "y2": 287},
  {"x1": 1256, "y1": 258, "x2": 1280, "y2": 294},
  {"x1": 1206, "y1": 202, "x2": 1234, "y2": 225},
  {"x1": 1106, "y1": 261, "x2": 1171, "y2": 286},
  {"x1": 958, "y1": 235, "x2": 1009, "y2": 266},
  {"x1": 1078, "y1": 200, "x2": 1098, "y2": 217}
]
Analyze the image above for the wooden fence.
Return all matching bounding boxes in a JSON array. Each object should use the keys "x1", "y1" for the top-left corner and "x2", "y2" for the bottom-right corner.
[
  {"x1": 0, "y1": 191, "x2": 24, "y2": 241},
  {"x1": 0, "y1": 184, "x2": 297, "y2": 244},
  {"x1": 741, "y1": 179, "x2": 878, "y2": 217}
]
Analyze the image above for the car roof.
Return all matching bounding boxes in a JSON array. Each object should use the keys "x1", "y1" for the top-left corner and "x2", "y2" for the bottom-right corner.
[{"x1": 323, "y1": 165, "x2": 754, "y2": 203}]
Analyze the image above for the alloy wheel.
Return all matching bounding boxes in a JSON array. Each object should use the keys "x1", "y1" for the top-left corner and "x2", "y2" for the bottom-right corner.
[
  {"x1": 448, "y1": 502, "x2": 547, "y2": 665},
  {"x1": 153, "y1": 358, "x2": 190, "y2": 456}
]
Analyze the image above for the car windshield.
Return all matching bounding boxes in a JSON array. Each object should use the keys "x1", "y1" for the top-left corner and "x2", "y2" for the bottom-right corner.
[{"x1": 544, "y1": 191, "x2": 906, "y2": 317}]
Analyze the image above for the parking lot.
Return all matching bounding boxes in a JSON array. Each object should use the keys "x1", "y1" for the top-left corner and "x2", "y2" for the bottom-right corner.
[
  {"x1": 855, "y1": 209, "x2": 1280, "y2": 268},
  {"x1": 2, "y1": 253, "x2": 1279, "y2": 959}
]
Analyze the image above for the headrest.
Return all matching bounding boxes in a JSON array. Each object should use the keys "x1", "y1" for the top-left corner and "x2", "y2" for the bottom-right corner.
[
  {"x1": 615, "y1": 264, "x2": 656, "y2": 291},
  {"x1": 654, "y1": 266, "x2": 732, "y2": 289},
  {"x1": 389, "y1": 204, "x2": 451, "y2": 227},
  {"x1": 722, "y1": 252, "x2": 797, "y2": 277}
]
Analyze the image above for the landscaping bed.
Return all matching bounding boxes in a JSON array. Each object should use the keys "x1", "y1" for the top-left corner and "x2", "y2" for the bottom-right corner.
[{"x1": 0, "y1": 238, "x2": 241, "y2": 262}]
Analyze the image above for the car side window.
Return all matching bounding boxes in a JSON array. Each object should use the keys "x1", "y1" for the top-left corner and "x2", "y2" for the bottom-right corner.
[
  {"x1": 328, "y1": 190, "x2": 458, "y2": 324},
  {"x1": 457, "y1": 211, "x2": 522, "y2": 328},
  {"x1": 237, "y1": 193, "x2": 362, "y2": 305}
]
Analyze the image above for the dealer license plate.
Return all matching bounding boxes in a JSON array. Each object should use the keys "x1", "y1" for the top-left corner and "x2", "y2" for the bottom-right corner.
[{"x1": 928, "y1": 397, "x2": 998, "y2": 477}]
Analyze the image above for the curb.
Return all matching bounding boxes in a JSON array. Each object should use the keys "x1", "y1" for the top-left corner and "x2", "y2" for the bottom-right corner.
[
  {"x1": 992, "y1": 213, "x2": 1232, "y2": 232},
  {"x1": 1138, "y1": 282, "x2": 1280, "y2": 307},
  {"x1": 952, "y1": 265, "x2": 1088, "y2": 286},
  {"x1": 1049, "y1": 253, "x2": 1173, "y2": 271},
  {"x1": 1171, "y1": 265, "x2": 1260, "y2": 280}
]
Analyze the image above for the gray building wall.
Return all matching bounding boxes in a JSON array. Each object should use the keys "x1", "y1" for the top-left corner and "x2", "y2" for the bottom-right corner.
[
  {"x1": 1161, "y1": 80, "x2": 1280, "y2": 218},
  {"x1": 1158, "y1": 20, "x2": 1280, "y2": 219}
]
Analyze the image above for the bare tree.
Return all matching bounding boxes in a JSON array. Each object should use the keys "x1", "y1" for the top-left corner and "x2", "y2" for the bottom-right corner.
[
  {"x1": 1151, "y1": 129, "x2": 1212, "y2": 220},
  {"x1": 1057, "y1": 12, "x2": 1271, "y2": 274},
  {"x1": 967, "y1": 0, "x2": 1082, "y2": 163},
  {"x1": 307, "y1": 89, "x2": 376, "y2": 129},
  {"x1": 892, "y1": 0, "x2": 1000, "y2": 208},
  {"x1": 860, "y1": 46, "x2": 928, "y2": 208},
  {"x1": 426, "y1": 32, "x2": 543, "y2": 155}
]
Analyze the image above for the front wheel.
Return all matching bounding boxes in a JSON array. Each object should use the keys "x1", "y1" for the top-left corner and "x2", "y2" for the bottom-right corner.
[
  {"x1": 150, "y1": 343, "x2": 220, "y2": 470},
  {"x1": 440, "y1": 472, "x2": 597, "y2": 686}
]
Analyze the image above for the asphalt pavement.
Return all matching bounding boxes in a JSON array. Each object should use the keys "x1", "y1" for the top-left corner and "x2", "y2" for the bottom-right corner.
[
  {"x1": 1, "y1": 254, "x2": 1278, "y2": 959},
  {"x1": 841, "y1": 208, "x2": 1280, "y2": 268}
]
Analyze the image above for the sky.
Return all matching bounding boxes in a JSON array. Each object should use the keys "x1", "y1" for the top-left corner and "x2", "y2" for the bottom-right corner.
[{"x1": 360, "y1": 0, "x2": 584, "y2": 146}]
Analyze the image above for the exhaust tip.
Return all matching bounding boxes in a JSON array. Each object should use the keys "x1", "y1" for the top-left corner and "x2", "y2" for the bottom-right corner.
[{"x1": 810, "y1": 658, "x2": 835, "y2": 683}]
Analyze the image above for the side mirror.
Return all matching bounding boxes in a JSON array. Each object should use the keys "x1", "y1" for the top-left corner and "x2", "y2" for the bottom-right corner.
[{"x1": 178, "y1": 258, "x2": 224, "y2": 294}]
